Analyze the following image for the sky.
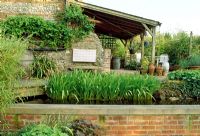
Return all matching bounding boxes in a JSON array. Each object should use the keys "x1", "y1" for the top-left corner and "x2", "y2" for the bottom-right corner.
[{"x1": 83, "y1": 0, "x2": 200, "y2": 35}]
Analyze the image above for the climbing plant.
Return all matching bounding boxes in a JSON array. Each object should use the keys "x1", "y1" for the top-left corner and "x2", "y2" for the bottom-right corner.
[
  {"x1": 57, "y1": 4, "x2": 94, "y2": 40},
  {"x1": 0, "y1": 4, "x2": 94, "y2": 49}
]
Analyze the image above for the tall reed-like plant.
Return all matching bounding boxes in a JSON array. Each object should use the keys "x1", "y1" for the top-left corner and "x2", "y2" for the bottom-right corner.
[
  {"x1": 46, "y1": 70, "x2": 160, "y2": 103},
  {"x1": 0, "y1": 37, "x2": 26, "y2": 112},
  {"x1": 31, "y1": 56, "x2": 56, "y2": 78}
]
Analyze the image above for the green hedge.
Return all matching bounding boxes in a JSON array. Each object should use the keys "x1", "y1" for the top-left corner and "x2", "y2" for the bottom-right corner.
[
  {"x1": 168, "y1": 70, "x2": 200, "y2": 98},
  {"x1": 46, "y1": 70, "x2": 160, "y2": 103}
]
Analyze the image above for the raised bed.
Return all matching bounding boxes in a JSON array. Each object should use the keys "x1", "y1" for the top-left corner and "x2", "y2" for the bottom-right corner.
[{"x1": 2, "y1": 104, "x2": 200, "y2": 135}]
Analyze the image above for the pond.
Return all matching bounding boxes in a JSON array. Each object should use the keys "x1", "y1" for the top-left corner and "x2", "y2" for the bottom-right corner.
[{"x1": 18, "y1": 94, "x2": 200, "y2": 105}]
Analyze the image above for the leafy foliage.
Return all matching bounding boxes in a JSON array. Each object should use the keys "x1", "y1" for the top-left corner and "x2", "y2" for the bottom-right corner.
[
  {"x1": 1, "y1": 16, "x2": 73, "y2": 48},
  {"x1": 168, "y1": 70, "x2": 200, "y2": 98},
  {"x1": 163, "y1": 32, "x2": 190, "y2": 65},
  {"x1": 125, "y1": 60, "x2": 140, "y2": 70},
  {"x1": 46, "y1": 70, "x2": 160, "y2": 103},
  {"x1": 57, "y1": 4, "x2": 94, "y2": 40},
  {"x1": 0, "y1": 37, "x2": 26, "y2": 113},
  {"x1": 111, "y1": 40, "x2": 126, "y2": 58},
  {"x1": 31, "y1": 56, "x2": 56, "y2": 78},
  {"x1": 141, "y1": 57, "x2": 149, "y2": 70},
  {"x1": 168, "y1": 70, "x2": 200, "y2": 80},
  {"x1": 16, "y1": 120, "x2": 100, "y2": 136},
  {"x1": 18, "y1": 124, "x2": 67, "y2": 136},
  {"x1": 142, "y1": 32, "x2": 200, "y2": 66},
  {"x1": 0, "y1": 4, "x2": 94, "y2": 48}
]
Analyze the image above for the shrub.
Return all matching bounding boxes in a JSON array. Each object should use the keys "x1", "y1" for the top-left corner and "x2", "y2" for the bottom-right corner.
[
  {"x1": 168, "y1": 70, "x2": 200, "y2": 98},
  {"x1": 17, "y1": 121, "x2": 100, "y2": 136},
  {"x1": 18, "y1": 124, "x2": 68, "y2": 136},
  {"x1": 46, "y1": 70, "x2": 160, "y2": 103},
  {"x1": 69, "y1": 119, "x2": 101, "y2": 136},
  {"x1": 0, "y1": 37, "x2": 26, "y2": 113},
  {"x1": 159, "y1": 32, "x2": 190, "y2": 65},
  {"x1": 125, "y1": 60, "x2": 140, "y2": 70},
  {"x1": 1, "y1": 16, "x2": 73, "y2": 48},
  {"x1": 31, "y1": 56, "x2": 56, "y2": 78},
  {"x1": 179, "y1": 54, "x2": 200, "y2": 68}
]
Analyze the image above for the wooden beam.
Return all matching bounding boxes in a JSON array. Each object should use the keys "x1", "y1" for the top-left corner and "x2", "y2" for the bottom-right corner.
[
  {"x1": 95, "y1": 29, "x2": 131, "y2": 39},
  {"x1": 89, "y1": 18, "x2": 102, "y2": 24},
  {"x1": 87, "y1": 12, "x2": 135, "y2": 36},
  {"x1": 142, "y1": 23, "x2": 153, "y2": 36},
  {"x1": 96, "y1": 22, "x2": 143, "y2": 34},
  {"x1": 95, "y1": 23, "x2": 136, "y2": 39},
  {"x1": 85, "y1": 10, "x2": 144, "y2": 29},
  {"x1": 77, "y1": 1, "x2": 161, "y2": 26},
  {"x1": 151, "y1": 27, "x2": 156, "y2": 64}
]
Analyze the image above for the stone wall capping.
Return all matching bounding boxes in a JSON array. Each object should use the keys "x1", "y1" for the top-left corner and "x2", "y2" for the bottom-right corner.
[{"x1": 6, "y1": 104, "x2": 200, "y2": 115}]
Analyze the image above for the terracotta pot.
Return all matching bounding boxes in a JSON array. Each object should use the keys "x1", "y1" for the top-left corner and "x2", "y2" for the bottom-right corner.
[
  {"x1": 162, "y1": 71, "x2": 167, "y2": 76},
  {"x1": 148, "y1": 63, "x2": 155, "y2": 75},
  {"x1": 156, "y1": 65, "x2": 163, "y2": 76}
]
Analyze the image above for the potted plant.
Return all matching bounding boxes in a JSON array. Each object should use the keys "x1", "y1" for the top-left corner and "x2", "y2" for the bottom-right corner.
[
  {"x1": 140, "y1": 57, "x2": 149, "y2": 74},
  {"x1": 112, "y1": 56, "x2": 121, "y2": 69},
  {"x1": 111, "y1": 41, "x2": 126, "y2": 69}
]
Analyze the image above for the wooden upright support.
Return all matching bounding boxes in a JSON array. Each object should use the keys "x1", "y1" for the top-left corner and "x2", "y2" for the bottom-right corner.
[
  {"x1": 140, "y1": 33, "x2": 145, "y2": 62},
  {"x1": 151, "y1": 27, "x2": 156, "y2": 64}
]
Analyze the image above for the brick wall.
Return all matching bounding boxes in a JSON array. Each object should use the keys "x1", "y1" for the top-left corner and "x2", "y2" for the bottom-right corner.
[
  {"x1": 1, "y1": 105, "x2": 200, "y2": 136},
  {"x1": 1, "y1": 114, "x2": 200, "y2": 135}
]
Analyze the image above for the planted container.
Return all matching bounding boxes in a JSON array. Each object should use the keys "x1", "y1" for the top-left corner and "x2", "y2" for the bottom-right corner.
[
  {"x1": 156, "y1": 65, "x2": 163, "y2": 76},
  {"x1": 112, "y1": 57, "x2": 121, "y2": 69},
  {"x1": 148, "y1": 63, "x2": 155, "y2": 75}
]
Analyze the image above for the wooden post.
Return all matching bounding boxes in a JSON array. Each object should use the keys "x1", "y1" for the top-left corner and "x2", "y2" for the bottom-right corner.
[
  {"x1": 140, "y1": 33, "x2": 145, "y2": 62},
  {"x1": 129, "y1": 38, "x2": 134, "y2": 61},
  {"x1": 151, "y1": 27, "x2": 156, "y2": 64},
  {"x1": 120, "y1": 39, "x2": 128, "y2": 67},
  {"x1": 124, "y1": 40, "x2": 128, "y2": 66},
  {"x1": 189, "y1": 31, "x2": 193, "y2": 56}
]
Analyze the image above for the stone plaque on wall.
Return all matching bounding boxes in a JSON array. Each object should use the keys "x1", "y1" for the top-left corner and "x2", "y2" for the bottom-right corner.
[{"x1": 73, "y1": 49, "x2": 96, "y2": 62}]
